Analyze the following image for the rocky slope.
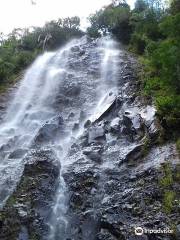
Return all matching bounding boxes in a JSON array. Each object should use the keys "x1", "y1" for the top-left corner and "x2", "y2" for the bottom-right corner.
[{"x1": 0, "y1": 37, "x2": 179, "y2": 240}]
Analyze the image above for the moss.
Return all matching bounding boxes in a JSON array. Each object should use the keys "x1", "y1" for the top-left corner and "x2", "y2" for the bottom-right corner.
[
  {"x1": 29, "y1": 232, "x2": 41, "y2": 240},
  {"x1": 159, "y1": 162, "x2": 180, "y2": 214},
  {"x1": 0, "y1": 72, "x2": 23, "y2": 94},
  {"x1": 176, "y1": 138, "x2": 180, "y2": 156},
  {"x1": 142, "y1": 136, "x2": 151, "y2": 156},
  {"x1": 159, "y1": 163, "x2": 173, "y2": 188},
  {"x1": 6, "y1": 195, "x2": 17, "y2": 207},
  {"x1": 163, "y1": 190, "x2": 175, "y2": 213}
]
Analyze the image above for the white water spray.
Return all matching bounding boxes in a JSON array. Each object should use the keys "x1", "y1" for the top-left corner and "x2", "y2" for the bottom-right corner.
[{"x1": 0, "y1": 37, "x2": 120, "y2": 240}]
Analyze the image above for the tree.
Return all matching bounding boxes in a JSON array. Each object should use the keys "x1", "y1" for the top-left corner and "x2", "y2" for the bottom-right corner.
[
  {"x1": 170, "y1": 0, "x2": 180, "y2": 14},
  {"x1": 87, "y1": 1, "x2": 132, "y2": 43},
  {"x1": 134, "y1": 0, "x2": 148, "y2": 12}
]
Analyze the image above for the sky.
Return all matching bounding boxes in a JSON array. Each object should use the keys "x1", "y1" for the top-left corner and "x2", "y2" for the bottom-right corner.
[{"x1": 0, "y1": 0, "x2": 135, "y2": 34}]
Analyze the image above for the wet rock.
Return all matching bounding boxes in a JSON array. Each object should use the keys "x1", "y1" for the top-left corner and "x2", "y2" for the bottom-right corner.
[
  {"x1": 80, "y1": 110, "x2": 87, "y2": 121},
  {"x1": 68, "y1": 112, "x2": 75, "y2": 119},
  {"x1": 97, "y1": 229, "x2": 117, "y2": 240},
  {"x1": 64, "y1": 84, "x2": 81, "y2": 97},
  {"x1": 69, "y1": 193, "x2": 83, "y2": 208},
  {"x1": 110, "y1": 117, "x2": 121, "y2": 134},
  {"x1": 34, "y1": 123, "x2": 59, "y2": 144},
  {"x1": 78, "y1": 131, "x2": 89, "y2": 147},
  {"x1": 0, "y1": 136, "x2": 19, "y2": 152},
  {"x1": 83, "y1": 146, "x2": 102, "y2": 163},
  {"x1": 124, "y1": 144, "x2": 144, "y2": 163},
  {"x1": 8, "y1": 149, "x2": 27, "y2": 159},
  {"x1": 122, "y1": 110, "x2": 144, "y2": 138},
  {"x1": 71, "y1": 46, "x2": 80, "y2": 52},
  {"x1": 176, "y1": 224, "x2": 180, "y2": 239},
  {"x1": 0, "y1": 38, "x2": 179, "y2": 240},
  {"x1": 54, "y1": 94, "x2": 70, "y2": 105},
  {"x1": 34, "y1": 115, "x2": 64, "y2": 145},
  {"x1": 91, "y1": 92, "x2": 117, "y2": 123},
  {"x1": 141, "y1": 105, "x2": 156, "y2": 128},
  {"x1": 148, "y1": 119, "x2": 162, "y2": 142},
  {"x1": 0, "y1": 148, "x2": 60, "y2": 240},
  {"x1": 88, "y1": 126, "x2": 105, "y2": 144},
  {"x1": 84, "y1": 119, "x2": 91, "y2": 129},
  {"x1": 72, "y1": 123, "x2": 79, "y2": 132}
]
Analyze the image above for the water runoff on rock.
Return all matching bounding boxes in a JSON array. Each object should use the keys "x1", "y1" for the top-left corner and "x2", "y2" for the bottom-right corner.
[{"x1": 0, "y1": 36, "x2": 120, "y2": 238}]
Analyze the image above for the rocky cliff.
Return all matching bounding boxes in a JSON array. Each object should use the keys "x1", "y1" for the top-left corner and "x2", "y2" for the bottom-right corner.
[{"x1": 0, "y1": 37, "x2": 179, "y2": 240}]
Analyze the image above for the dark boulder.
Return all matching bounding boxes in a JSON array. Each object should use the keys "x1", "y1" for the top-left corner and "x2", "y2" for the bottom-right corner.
[
  {"x1": 33, "y1": 115, "x2": 65, "y2": 145},
  {"x1": 8, "y1": 149, "x2": 28, "y2": 159},
  {"x1": 88, "y1": 126, "x2": 105, "y2": 144},
  {"x1": 0, "y1": 148, "x2": 60, "y2": 240},
  {"x1": 83, "y1": 146, "x2": 102, "y2": 163}
]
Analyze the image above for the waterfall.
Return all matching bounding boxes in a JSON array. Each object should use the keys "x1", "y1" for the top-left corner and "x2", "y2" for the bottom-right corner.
[
  {"x1": 47, "y1": 37, "x2": 120, "y2": 240},
  {"x1": 0, "y1": 36, "x2": 120, "y2": 238},
  {"x1": 0, "y1": 38, "x2": 86, "y2": 207}
]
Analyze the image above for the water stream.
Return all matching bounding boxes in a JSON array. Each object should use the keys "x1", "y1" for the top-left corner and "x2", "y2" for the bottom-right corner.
[{"x1": 0, "y1": 36, "x2": 120, "y2": 238}]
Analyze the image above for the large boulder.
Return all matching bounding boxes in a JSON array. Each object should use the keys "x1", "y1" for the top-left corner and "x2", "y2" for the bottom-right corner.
[
  {"x1": 0, "y1": 148, "x2": 60, "y2": 240},
  {"x1": 121, "y1": 109, "x2": 144, "y2": 138},
  {"x1": 90, "y1": 91, "x2": 117, "y2": 123},
  {"x1": 8, "y1": 148, "x2": 27, "y2": 159},
  {"x1": 110, "y1": 117, "x2": 121, "y2": 134},
  {"x1": 88, "y1": 126, "x2": 105, "y2": 144},
  {"x1": 83, "y1": 146, "x2": 103, "y2": 163},
  {"x1": 33, "y1": 115, "x2": 65, "y2": 145}
]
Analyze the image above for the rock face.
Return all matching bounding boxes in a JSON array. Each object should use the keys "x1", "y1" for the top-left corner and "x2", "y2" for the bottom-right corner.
[
  {"x1": 59, "y1": 46, "x2": 180, "y2": 240},
  {"x1": 0, "y1": 149, "x2": 60, "y2": 239},
  {"x1": 34, "y1": 115, "x2": 64, "y2": 146},
  {"x1": 0, "y1": 37, "x2": 179, "y2": 240}
]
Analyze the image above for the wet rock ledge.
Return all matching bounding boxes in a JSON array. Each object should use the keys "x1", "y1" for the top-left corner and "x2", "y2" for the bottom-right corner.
[
  {"x1": 0, "y1": 149, "x2": 60, "y2": 240},
  {"x1": 61, "y1": 51, "x2": 180, "y2": 239}
]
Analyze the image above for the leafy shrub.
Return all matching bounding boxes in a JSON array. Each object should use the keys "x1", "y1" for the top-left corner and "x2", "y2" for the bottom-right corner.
[
  {"x1": 87, "y1": 2, "x2": 132, "y2": 43},
  {"x1": 130, "y1": 33, "x2": 147, "y2": 54}
]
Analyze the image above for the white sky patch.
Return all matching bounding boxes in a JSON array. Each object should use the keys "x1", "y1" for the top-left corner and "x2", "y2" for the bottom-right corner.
[{"x1": 0, "y1": 0, "x2": 135, "y2": 34}]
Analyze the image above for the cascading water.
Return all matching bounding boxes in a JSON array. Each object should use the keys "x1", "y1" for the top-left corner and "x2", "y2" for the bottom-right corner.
[
  {"x1": 47, "y1": 37, "x2": 120, "y2": 240},
  {"x1": 0, "y1": 38, "x2": 86, "y2": 207},
  {"x1": 0, "y1": 36, "x2": 120, "y2": 238}
]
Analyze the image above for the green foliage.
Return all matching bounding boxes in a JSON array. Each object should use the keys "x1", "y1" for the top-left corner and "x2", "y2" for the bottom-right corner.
[
  {"x1": 0, "y1": 16, "x2": 83, "y2": 90},
  {"x1": 134, "y1": 0, "x2": 148, "y2": 12},
  {"x1": 87, "y1": 1, "x2": 132, "y2": 43},
  {"x1": 159, "y1": 163, "x2": 179, "y2": 214},
  {"x1": 176, "y1": 139, "x2": 180, "y2": 155},
  {"x1": 127, "y1": 1, "x2": 180, "y2": 133},
  {"x1": 130, "y1": 0, "x2": 164, "y2": 54},
  {"x1": 130, "y1": 33, "x2": 147, "y2": 54},
  {"x1": 163, "y1": 191, "x2": 175, "y2": 213},
  {"x1": 170, "y1": 0, "x2": 180, "y2": 15},
  {"x1": 159, "y1": 163, "x2": 173, "y2": 188},
  {"x1": 142, "y1": 13, "x2": 180, "y2": 132}
]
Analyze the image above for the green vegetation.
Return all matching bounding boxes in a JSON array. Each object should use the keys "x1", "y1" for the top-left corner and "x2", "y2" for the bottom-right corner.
[
  {"x1": 159, "y1": 163, "x2": 180, "y2": 213},
  {"x1": 87, "y1": 0, "x2": 132, "y2": 43},
  {"x1": 163, "y1": 190, "x2": 176, "y2": 213},
  {"x1": 0, "y1": 17, "x2": 83, "y2": 90},
  {"x1": 159, "y1": 162, "x2": 173, "y2": 188},
  {"x1": 176, "y1": 138, "x2": 180, "y2": 155},
  {"x1": 87, "y1": 0, "x2": 180, "y2": 139}
]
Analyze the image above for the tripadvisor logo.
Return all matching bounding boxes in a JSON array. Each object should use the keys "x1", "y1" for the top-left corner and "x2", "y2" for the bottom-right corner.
[
  {"x1": 134, "y1": 227, "x2": 173, "y2": 236},
  {"x1": 135, "y1": 227, "x2": 144, "y2": 236}
]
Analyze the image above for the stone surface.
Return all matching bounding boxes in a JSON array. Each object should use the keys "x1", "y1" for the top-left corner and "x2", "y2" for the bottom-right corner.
[
  {"x1": 0, "y1": 38, "x2": 179, "y2": 240},
  {"x1": 0, "y1": 148, "x2": 60, "y2": 240}
]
